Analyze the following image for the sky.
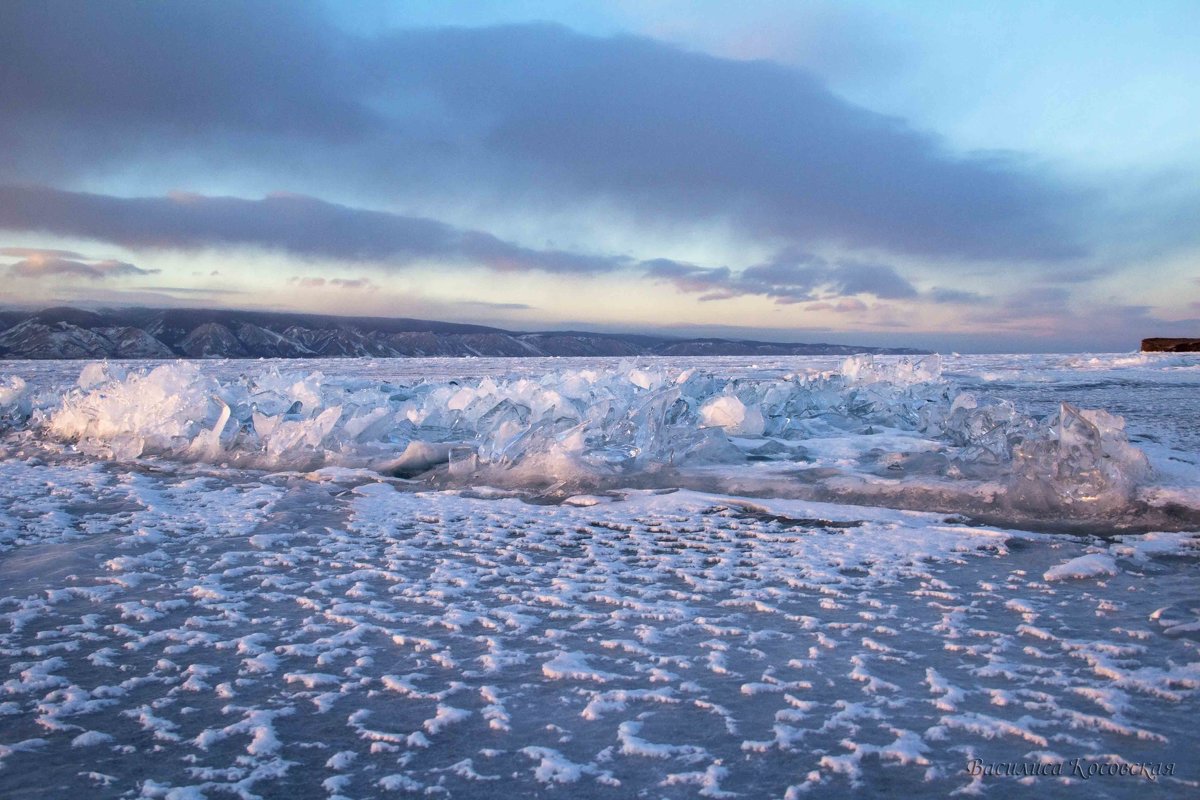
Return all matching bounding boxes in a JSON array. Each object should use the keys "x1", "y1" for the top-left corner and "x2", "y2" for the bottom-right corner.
[{"x1": 1, "y1": 0, "x2": 1197, "y2": 352}]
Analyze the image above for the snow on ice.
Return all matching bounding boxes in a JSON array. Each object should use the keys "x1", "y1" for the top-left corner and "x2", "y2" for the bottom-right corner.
[{"x1": 0, "y1": 352, "x2": 1196, "y2": 797}]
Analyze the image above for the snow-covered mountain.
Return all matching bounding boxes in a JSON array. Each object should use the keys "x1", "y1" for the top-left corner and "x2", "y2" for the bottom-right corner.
[{"x1": 0, "y1": 307, "x2": 925, "y2": 359}]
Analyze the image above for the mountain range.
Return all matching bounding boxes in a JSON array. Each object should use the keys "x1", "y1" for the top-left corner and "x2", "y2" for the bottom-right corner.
[{"x1": 0, "y1": 307, "x2": 925, "y2": 359}]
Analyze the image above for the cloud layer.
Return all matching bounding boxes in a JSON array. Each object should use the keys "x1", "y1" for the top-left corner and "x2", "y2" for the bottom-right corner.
[
  {"x1": 646, "y1": 250, "x2": 918, "y2": 304},
  {"x1": 2, "y1": 247, "x2": 158, "y2": 281},
  {"x1": 0, "y1": 3, "x2": 1085, "y2": 263},
  {"x1": 1, "y1": 1, "x2": 1192, "y2": 352},
  {"x1": 0, "y1": 185, "x2": 935, "y2": 308},
  {"x1": 0, "y1": 185, "x2": 622, "y2": 275}
]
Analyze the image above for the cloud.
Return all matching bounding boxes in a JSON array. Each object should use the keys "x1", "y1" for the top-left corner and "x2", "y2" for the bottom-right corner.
[
  {"x1": 5, "y1": 252, "x2": 157, "y2": 280},
  {"x1": 953, "y1": 287, "x2": 1200, "y2": 349},
  {"x1": 927, "y1": 287, "x2": 991, "y2": 304},
  {"x1": 993, "y1": 286, "x2": 1074, "y2": 320},
  {"x1": 138, "y1": 286, "x2": 248, "y2": 295},
  {"x1": 378, "y1": 24, "x2": 1084, "y2": 260},
  {"x1": 0, "y1": 247, "x2": 86, "y2": 259},
  {"x1": 0, "y1": 185, "x2": 624, "y2": 275},
  {"x1": 1, "y1": 185, "x2": 930, "y2": 298},
  {"x1": 290, "y1": 275, "x2": 379, "y2": 290},
  {"x1": 457, "y1": 300, "x2": 536, "y2": 311},
  {"x1": 330, "y1": 278, "x2": 375, "y2": 289},
  {"x1": 0, "y1": 6, "x2": 1086, "y2": 263},
  {"x1": 1010, "y1": 296, "x2": 1199, "y2": 348},
  {"x1": 645, "y1": 250, "x2": 918, "y2": 304},
  {"x1": 0, "y1": 1, "x2": 368, "y2": 149},
  {"x1": 805, "y1": 298, "x2": 869, "y2": 313}
]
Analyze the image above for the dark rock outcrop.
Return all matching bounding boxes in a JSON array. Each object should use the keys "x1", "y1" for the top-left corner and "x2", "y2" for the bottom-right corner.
[
  {"x1": 0, "y1": 306, "x2": 928, "y2": 360},
  {"x1": 1142, "y1": 338, "x2": 1200, "y2": 353}
]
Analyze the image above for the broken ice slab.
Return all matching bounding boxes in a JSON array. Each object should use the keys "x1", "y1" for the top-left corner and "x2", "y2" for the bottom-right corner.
[{"x1": 21, "y1": 356, "x2": 1165, "y2": 524}]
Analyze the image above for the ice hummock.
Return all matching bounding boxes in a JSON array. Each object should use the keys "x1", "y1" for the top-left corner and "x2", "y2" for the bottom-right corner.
[{"x1": 1, "y1": 354, "x2": 1189, "y2": 529}]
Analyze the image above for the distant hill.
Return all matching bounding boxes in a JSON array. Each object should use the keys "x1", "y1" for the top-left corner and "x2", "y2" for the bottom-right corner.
[{"x1": 0, "y1": 307, "x2": 926, "y2": 359}]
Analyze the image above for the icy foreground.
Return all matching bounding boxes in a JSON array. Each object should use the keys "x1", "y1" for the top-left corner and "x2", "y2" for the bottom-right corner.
[
  {"x1": 0, "y1": 468, "x2": 1197, "y2": 798},
  {"x1": 0, "y1": 353, "x2": 1198, "y2": 798},
  {"x1": 2, "y1": 353, "x2": 1197, "y2": 530}
]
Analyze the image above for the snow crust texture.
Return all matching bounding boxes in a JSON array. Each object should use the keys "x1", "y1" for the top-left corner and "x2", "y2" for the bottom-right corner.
[{"x1": 0, "y1": 464, "x2": 1197, "y2": 798}]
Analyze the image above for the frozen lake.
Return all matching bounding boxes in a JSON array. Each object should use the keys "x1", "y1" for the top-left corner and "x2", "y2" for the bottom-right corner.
[{"x1": 0, "y1": 353, "x2": 1197, "y2": 797}]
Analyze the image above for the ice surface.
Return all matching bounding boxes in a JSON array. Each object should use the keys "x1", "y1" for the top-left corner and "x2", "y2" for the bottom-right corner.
[
  {"x1": 1, "y1": 353, "x2": 1194, "y2": 530},
  {"x1": 0, "y1": 461, "x2": 1196, "y2": 798},
  {"x1": 0, "y1": 352, "x2": 1197, "y2": 796}
]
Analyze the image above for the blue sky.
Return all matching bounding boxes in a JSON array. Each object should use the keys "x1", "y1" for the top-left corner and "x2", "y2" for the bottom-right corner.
[{"x1": 1, "y1": 0, "x2": 1197, "y2": 351}]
